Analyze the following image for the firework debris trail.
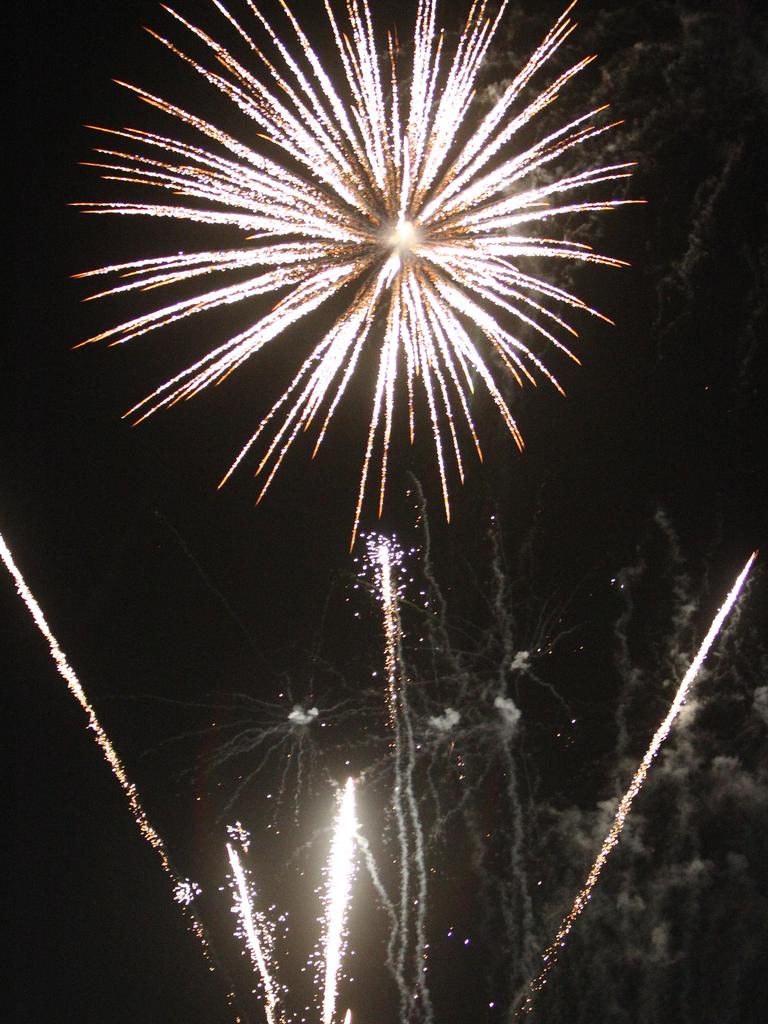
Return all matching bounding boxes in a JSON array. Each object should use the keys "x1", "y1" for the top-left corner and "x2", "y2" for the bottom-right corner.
[
  {"x1": 227, "y1": 842, "x2": 285, "y2": 1024},
  {"x1": 486, "y1": 531, "x2": 536, "y2": 992},
  {"x1": 407, "y1": 487, "x2": 574, "y2": 1000},
  {"x1": 0, "y1": 528, "x2": 249, "y2": 1020},
  {"x1": 372, "y1": 537, "x2": 434, "y2": 1024},
  {"x1": 76, "y1": 0, "x2": 639, "y2": 545},
  {"x1": 382, "y1": 487, "x2": 568, "y2": 1004},
  {"x1": 514, "y1": 551, "x2": 758, "y2": 1018}
]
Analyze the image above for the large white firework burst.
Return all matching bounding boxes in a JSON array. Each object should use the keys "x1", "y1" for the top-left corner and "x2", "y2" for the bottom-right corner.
[{"x1": 77, "y1": 0, "x2": 636, "y2": 544}]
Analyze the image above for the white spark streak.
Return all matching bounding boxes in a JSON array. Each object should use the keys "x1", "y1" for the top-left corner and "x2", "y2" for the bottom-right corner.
[
  {"x1": 0, "y1": 529, "x2": 214, "y2": 954},
  {"x1": 226, "y1": 843, "x2": 283, "y2": 1024},
  {"x1": 322, "y1": 778, "x2": 359, "y2": 1024},
  {"x1": 517, "y1": 550, "x2": 758, "y2": 1016}
]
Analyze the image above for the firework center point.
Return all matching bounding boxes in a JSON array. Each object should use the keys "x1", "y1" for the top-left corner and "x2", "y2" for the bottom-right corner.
[{"x1": 388, "y1": 219, "x2": 419, "y2": 254}]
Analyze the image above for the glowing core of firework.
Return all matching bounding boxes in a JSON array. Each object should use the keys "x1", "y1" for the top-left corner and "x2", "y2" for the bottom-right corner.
[
  {"x1": 322, "y1": 778, "x2": 359, "y2": 1024},
  {"x1": 389, "y1": 219, "x2": 419, "y2": 254}
]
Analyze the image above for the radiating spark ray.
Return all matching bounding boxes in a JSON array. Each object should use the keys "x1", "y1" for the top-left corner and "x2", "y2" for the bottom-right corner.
[
  {"x1": 81, "y1": 0, "x2": 635, "y2": 541},
  {"x1": 516, "y1": 550, "x2": 758, "y2": 1017}
]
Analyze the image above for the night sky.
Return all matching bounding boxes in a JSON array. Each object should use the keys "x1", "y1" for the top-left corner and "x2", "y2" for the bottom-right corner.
[{"x1": 7, "y1": 1, "x2": 767, "y2": 1022}]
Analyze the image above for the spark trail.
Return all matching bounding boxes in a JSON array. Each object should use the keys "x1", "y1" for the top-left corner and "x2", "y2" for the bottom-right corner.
[
  {"x1": 371, "y1": 536, "x2": 432, "y2": 1023},
  {"x1": 0, "y1": 529, "x2": 227, "y2": 989},
  {"x1": 226, "y1": 843, "x2": 284, "y2": 1024},
  {"x1": 322, "y1": 778, "x2": 359, "y2": 1024},
  {"x1": 77, "y1": 0, "x2": 638, "y2": 544},
  {"x1": 515, "y1": 550, "x2": 758, "y2": 1017}
]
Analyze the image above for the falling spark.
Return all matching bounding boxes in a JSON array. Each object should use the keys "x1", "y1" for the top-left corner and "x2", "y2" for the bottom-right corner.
[
  {"x1": 226, "y1": 843, "x2": 284, "y2": 1024},
  {"x1": 322, "y1": 778, "x2": 359, "y2": 1024},
  {"x1": 516, "y1": 550, "x2": 758, "y2": 1017},
  {"x1": 0, "y1": 529, "x2": 218, "y2": 949},
  {"x1": 76, "y1": 0, "x2": 638, "y2": 544}
]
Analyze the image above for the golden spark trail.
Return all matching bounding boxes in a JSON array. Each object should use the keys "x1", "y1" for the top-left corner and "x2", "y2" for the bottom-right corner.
[
  {"x1": 226, "y1": 843, "x2": 284, "y2": 1024},
  {"x1": 516, "y1": 550, "x2": 758, "y2": 1017},
  {"x1": 376, "y1": 538, "x2": 401, "y2": 730},
  {"x1": 78, "y1": 0, "x2": 639, "y2": 544},
  {"x1": 322, "y1": 778, "x2": 359, "y2": 1024},
  {"x1": 0, "y1": 529, "x2": 223, "y2": 977}
]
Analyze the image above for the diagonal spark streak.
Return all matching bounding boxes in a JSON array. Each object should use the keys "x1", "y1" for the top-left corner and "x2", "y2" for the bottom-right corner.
[
  {"x1": 226, "y1": 843, "x2": 284, "y2": 1024},
  {"x1": 0, "y1": 529, "x2": 226, "y2": 984},
  {"x1": 516, "y1": 550, "x2": 758, "y2": 1017},
  {"x1": 77, "y1": 0, "x2": 638, "y2": 545}
]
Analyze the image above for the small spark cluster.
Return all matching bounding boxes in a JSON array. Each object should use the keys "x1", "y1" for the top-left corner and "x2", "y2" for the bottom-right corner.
[{"x1": 174, "y1": 877, "x2": 203, "y2": 906}]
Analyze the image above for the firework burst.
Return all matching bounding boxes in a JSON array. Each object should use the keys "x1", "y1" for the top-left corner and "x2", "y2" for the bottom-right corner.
[{"x1": 76, "y1": 0, "x2": 636, "y2": 544}]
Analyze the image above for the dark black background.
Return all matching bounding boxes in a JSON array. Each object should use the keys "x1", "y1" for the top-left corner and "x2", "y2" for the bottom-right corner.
[{"x1": 7, "y1": 1, "x2": 766, "y2": 1021}]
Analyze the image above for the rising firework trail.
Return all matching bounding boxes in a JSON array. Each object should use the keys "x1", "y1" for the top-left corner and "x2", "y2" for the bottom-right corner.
[
  {"x1": 515, "y1": 550, "x2": 758, "y2": 1018},
  {"x1": 0, "y1": 529, "x2": 238, "y2": 1003},
  {"x1": 322, "y1": 778, "x2": 359, "y2": 1024},
  {"x1": 225, "y1": 780, "x2": 358, "y2": 1024},
  {"x1": 76, "y1": 0, "x2": 638, "y2": 544},
  {"x1": 226, "y1": 843, "x2": 284, "y2": 1024}
]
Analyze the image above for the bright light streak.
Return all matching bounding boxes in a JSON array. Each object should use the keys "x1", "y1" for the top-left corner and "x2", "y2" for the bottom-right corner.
[
  {"x1": 77, "y1": 0, "x2": 638, "y2": 544},
  {"x1": 374, "y1": 537, "x2": 402, "y2": 728},
  {"x1": 322, "y1": 778, "x2": 359, "y2": 1024},
  {"x1": 517, "y1": 550, "x2": 758, "y2": 1016},
  {"x1": 0, "y1": 529, "x2": 214, "y2": 953},
  {"x1": 226, "y1": 843, "x2": 283, "y2": 1024}
]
